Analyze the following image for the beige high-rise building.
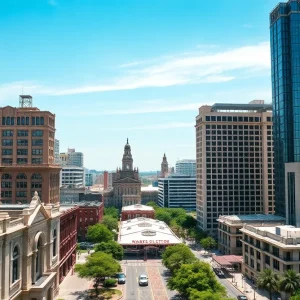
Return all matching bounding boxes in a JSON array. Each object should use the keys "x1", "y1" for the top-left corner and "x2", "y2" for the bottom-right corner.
[
  {"x1": 195, "y1": 101, "x2": 274, "y2": 235},
  {"x1": 0, "y1": 96, "x2": 60, "y2": 204}
]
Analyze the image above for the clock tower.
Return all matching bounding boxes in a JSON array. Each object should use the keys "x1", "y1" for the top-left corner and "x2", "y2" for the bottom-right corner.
[{"x1": 122, "y1": 138, "x2": 133, "y2": 171}]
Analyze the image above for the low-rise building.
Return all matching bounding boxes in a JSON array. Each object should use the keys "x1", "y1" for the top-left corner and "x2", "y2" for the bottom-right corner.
[
  {"x1": 218, "y1": 214, "x2": 285, "y2": 255},
  {"x1": 76, "y1": 202, "x2": 104, "y2": 241},
  {"x1": 175, "y1": 159, "x2": 196, "y2": 176},
  {"x1": 60, "y1": 166, "x2": 85, "y2": 187},
  {"x1": 0, "y1": 191, "x2": 60, "y2": 300},
  {"x1": 121, "y1": 204, "x2": 155, "y2": 221},
  {"x1": 141, "y1": 185, "x2": 159, "y2": 205},
  {"x1": 158, "y1": 175, "x2": 196, "y2": 211},
  {"x1": 59, "y1": 205, "x2": 78, "y2": 283},
  {"x1": 241, "y1": 224, "x2": 300, "y2": 295},
  {"x1": 118, "y1": 217, "x2": 181, "y2": 257},
  {"x1": 60, "y1": 186, "x2": 102, "y2": 203}
]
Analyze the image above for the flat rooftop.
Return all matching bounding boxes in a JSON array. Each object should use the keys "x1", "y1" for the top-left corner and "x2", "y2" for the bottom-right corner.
[
  {"x1": 211, "y1": 103, "x2": 272, "y2": 112},
  {"x1": 218, "y1": 214, "x2": 285, "y2": 224},
  {"x1": 122, "y1": 204, "x2": 154, "y2": 212}
]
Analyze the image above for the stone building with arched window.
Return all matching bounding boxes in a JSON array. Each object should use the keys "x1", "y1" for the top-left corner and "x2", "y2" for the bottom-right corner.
[{"x1": 0, "y1": 191, "x2": 60, "y2": 300}]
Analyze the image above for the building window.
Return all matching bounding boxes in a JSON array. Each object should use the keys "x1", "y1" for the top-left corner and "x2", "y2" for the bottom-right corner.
[
  {"x1": 17, "y1": 149, "x2": 28, "y2": 156},
  {"x1": 17, "y1": 139, "x2": 28, "y2": 146},
  {"x1": 2, "y1": 130, "x2": 13, "y2": 137},
  {"x1": 32, "y1": 130, "x2": 43, "y2": 137},
  {"x1": 2, "y1": 139, "x2": 13, "y2": 146},
  {"x1": 32, "y1": 149, "x2": 43, "y2": 155},
  {"x1": 53, "y1": 229, "x2": 57, "y2": 257},
  {"x1": 17, "y1": 130, "x2": 28, "y2": 137},
  {"x1": 12, "y1": 245, "x2": 20, "y2": 283},
  {"x1": 32, "y1": 139, "x2": 43, "y2": 146},
  {"x1": 2, "y1": 149, "x2": 12, "y2": 155},
  {"x1": 273, "y1": 259, "x2": 279, "y2": 270},
  {"x1": 32, "y1": 158, "x2": 43, "y2": 164}
]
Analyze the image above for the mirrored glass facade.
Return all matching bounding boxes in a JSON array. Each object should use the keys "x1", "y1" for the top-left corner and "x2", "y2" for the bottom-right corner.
[{"x1": 270, "y1": 0, "x2": 300, "y2": 221}]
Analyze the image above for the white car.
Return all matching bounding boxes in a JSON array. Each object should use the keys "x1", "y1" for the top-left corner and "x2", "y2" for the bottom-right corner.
[{"x1": 138, "y1": 274, "x2": 148, "y2": 286}]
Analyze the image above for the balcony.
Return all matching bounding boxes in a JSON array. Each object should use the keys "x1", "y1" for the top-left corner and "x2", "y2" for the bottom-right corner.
[{"x1": 31, "y1": 272, "x2": 56, "y2": 292}]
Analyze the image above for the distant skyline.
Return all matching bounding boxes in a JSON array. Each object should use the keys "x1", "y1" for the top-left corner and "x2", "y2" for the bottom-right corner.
[{"x1": 0, "y1": 0, "x2": 280, "y2": 170}]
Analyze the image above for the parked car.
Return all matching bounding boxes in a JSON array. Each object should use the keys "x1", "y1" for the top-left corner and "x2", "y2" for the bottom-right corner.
[
  {"x1": 116, "y1": 273, "x2": 126, "y2": 284},
  {"x1": 214, "y1": 268, "x2": 225, "y2": 277},
  {"x1": 138, "y1": 274, "x2": 148, "y2": 286},
  {"x1": 237, "y1": 296, "x2": 247, "y2": 300}
]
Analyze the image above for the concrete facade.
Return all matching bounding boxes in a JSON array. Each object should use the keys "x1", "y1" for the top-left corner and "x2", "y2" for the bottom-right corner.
[
  {"x1": 0, "y1": 191, "x2": 60, "y2": 300},
  {"x1": 241, "y1": 224, "x2": 300, "y2": 299},
  {"x1": 217, "y1": 214, "x2": 285, "y2": 255},
  {"x1": 0, "y1": 103, "x2": 61, "y2": 204},
  {"x1": 60, "y1": 166, "x2": 85, "y2": 187},
  {"x1": 175, "y1": 159, "x2": 196, "y2": 177},
  {"x1": 195, "y1": 101, "x2": 274, "y2": 235}
]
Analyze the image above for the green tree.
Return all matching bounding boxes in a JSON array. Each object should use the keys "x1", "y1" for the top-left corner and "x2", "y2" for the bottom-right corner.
[
  {"x1": 75, "y1": 252, "x2": 121, "y2": 294},
  {"x1": 182, "y1": 215, "x2": 197, "y2": 229},
  {"x1": 162, "y1": 244, "x2": 196, "y2": 273},
  {"x1": 167, "y1": 261, "x2": 226, "y2": 298},
  {"x1": 279, "y1": 269, "x2": 300, "y2": 297},
  {"x1": 155, "y1": 208, "x2": 172, "y2": 225},
  {"x1": 200, "y1": 237, "x2": 217, "y2": 252},
  {"x1": 104, "y1": 207, "x2": 119, "y2": 219},
  {"x1": 87, "y1": 224, "x2": 113, "y2": 244},
  {"x1": 189, "y1": 289, "x2": 235, "y2": 300},
  {"x1": 146, "y1": 201, "x2": 159, "y2": 210},
  {"x1": 101, "y1": 215, "x2": 118, "y2": 231},
  {"x1": 94, "y1": 241, "x2": 124, "y2": 260},
  {"x1": 291, "y1": 293, "x2": 300, "y2": 300},
  {"x1": 257, "y1": 269, "x2": 280, "y2": 300}
]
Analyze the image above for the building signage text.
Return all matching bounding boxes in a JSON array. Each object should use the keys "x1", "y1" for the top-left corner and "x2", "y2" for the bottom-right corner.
[{"x1": 132, "y1": 240, "x2": 170, "y2": 244}]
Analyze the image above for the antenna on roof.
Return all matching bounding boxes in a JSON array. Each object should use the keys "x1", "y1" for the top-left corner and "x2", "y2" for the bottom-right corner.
[{"x1": 19, "y1": 95, "x2": 32, "y2": 108}]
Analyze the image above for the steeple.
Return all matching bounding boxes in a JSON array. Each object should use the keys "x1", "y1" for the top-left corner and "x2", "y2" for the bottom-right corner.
[
  {"x1": 122, "y1": 138, "x2": 133, "y2": 171},
  {"x1": 161, "y1": 153, "x2": 169, "y2": 178}
]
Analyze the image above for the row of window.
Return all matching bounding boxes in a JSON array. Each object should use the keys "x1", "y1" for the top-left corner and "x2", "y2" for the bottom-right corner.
[
  {"x1": 2, "y1": 149, "x2": 43, "y2": 155},
  {"x1": 2, "y1": 139, "x2": 43, "y2": 146},
  {"x1": 2, "y1": 130, "x2": 44, "y2": 137},
  {"x1": 1, "y1": 182, "x2": 42, "y2": 189},
  {"x1": 2, "y1": 173, "x2": 42, "y2": 180},
  {"x1": 205, "y1": 116, "x2": 269, "y2": 122},
  {"x1": 1, "y1": 116, "x2": 45, "y2": 126},
  {"x1": 2, "y1": 158, "x2": 43, "y2": 164},
  {"x1": 206, "y1": 135, "x2": 266, "y2": 141}
]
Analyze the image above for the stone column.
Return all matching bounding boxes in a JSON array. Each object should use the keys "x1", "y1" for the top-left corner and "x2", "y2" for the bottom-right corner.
[
  {"x1": 2, "y1": 241, "x2": 10, "y2": 300},
  {"x1": 32, "y1": 252, "x2": 37, "y2": 284}
]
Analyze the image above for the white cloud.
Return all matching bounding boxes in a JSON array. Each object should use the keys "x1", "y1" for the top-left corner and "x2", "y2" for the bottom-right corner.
[
  {"x1": 61, "y1": 102, "x2": 214, "y2": 116},
  {"x1": 98, "y1": 122, "x2": 195, "y2": 131},
  {"x1": 53, "y1": 42, "x2": 271, "y2": 96},
  {"x1": 0, "y1": 81, "x2": 52, "y2": 103}
]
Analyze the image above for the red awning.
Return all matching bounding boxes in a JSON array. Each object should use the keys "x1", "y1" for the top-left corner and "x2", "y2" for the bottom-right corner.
[{"x1": 212, "y1": 255, "x2": 243, "y2": 266}]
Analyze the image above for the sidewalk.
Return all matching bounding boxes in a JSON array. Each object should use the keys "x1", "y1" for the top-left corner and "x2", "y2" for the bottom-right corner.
[
  {"x1": 229, "y1": 272, "x2": 269, "y2": 300},
  {"x1": 57, "y1": 253, "x2": 93, "y2": 300}
]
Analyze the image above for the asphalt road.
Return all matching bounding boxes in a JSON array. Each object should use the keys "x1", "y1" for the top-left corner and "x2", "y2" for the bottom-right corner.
[{"x1": 121, "y1": 260, "x2": 180, "y2": 300}]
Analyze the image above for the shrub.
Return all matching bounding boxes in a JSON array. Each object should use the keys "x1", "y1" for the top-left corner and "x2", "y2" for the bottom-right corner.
[{"x1": 103, "y1": 278, "x2": 117, "y2": 287}]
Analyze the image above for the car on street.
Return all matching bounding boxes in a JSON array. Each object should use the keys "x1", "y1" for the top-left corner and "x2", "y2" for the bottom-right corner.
[
  {"x1": 214, "y1": 268, "x2": 225, "y2": 277},
  {"x1": 237, "y1": 296, "x2": 247, "y2": 300},
  {"x1": 116, "y1": 273, "x2": 126, "y2": 284},
  {"x1": 138, "y1": 274, "x2": 148, "y2": 286}
]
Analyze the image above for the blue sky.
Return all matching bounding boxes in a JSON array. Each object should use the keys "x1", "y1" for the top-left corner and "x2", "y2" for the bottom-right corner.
[{"x1": 0, "y1": 0, "x2": 280, "y2": 171}]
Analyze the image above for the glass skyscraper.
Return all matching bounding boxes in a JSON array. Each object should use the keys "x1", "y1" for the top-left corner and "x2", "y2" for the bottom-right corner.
[{"x1": 270, "y1": 0, "x2": 300, "y2": 223}]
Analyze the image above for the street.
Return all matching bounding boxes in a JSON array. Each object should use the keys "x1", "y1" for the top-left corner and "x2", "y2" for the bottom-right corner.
[{"x1": 120, "y1": 259, "x2": 181, "y2": 300}]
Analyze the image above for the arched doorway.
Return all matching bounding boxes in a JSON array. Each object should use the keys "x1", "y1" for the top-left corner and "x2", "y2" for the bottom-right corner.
[{"x1": 32, "y1": 232, "x2": 45, "y2": 284}]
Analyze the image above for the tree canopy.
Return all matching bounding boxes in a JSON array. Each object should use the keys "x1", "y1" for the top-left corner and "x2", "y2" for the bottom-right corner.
[
  {"x1": 94, "y1": 241, "x2": 124, "y2": 260},
  {"x1": 162, "y1": 244, "x2": 196, "y2": 273},
  {"x1": 257, "y1": 269, "x2": 280, "y2": 300},
  {"x1": 279, "y1": 269, "x2": 300, "y2": 297},
  {"x1": 101, "y1": 215, "x2": 118, "y2": 231},
  {"x1": 104, "y1": 207, "x2": 119, "y2": 219},
  {"x1": 200, "y1": 237, "x2": 217, "y2": 252},
  {"x1": 75, "y1": 252, "x2": 121, "y2": 293},
  {"x1": 167, "y1": 261, "x2": 226, "y2": 299},
  {"x1": 87, "y1": 223, "x2": 113, "y2": 244},
  {"x1": 189, "y1": 290, "x2": 235, "y2": 300}
]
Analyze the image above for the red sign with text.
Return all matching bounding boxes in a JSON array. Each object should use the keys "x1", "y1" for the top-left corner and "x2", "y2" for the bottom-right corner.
[{"x1": 132, "y1": 240, "x2": 170, "y2": 244}]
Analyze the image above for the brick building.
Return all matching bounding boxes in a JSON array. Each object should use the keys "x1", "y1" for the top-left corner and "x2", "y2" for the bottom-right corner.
[
  {"x1": 77, "y1": 202, "x2": 104, "y2": 241},
  {"x1": 59, "y1": 205, "x2": 78, "y2": 283},
  {"x1": 121, "y1": 204, "x2": 155, "y2": 221},
  {"x1": 0, "y1": 96, "x2": 60, "y2": 204}
]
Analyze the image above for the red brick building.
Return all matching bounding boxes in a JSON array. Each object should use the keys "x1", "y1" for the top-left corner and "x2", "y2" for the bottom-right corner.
[
  {"x1": 121, "y1": 204, "x2": 155, "y2": 221},
  {"x1": 59, "y1": 205, "x2": 78, "y2": 283},
  {"x1": 77, "y1": 202, "x2": 104, "y2": 241}
]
